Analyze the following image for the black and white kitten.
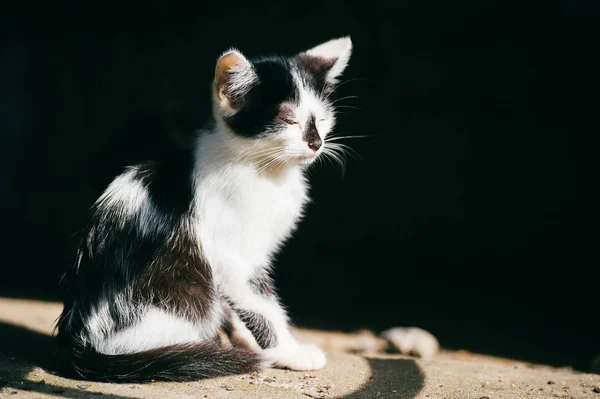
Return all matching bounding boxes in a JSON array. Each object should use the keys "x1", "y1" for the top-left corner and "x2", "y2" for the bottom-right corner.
[{"x1": 56, "y1": 37, "x2": 353, "y2": 382}]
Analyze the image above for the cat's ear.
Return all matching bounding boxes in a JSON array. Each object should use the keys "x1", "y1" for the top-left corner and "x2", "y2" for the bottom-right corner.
[
  {"x1": 296, "y1": 37, "x2": 353, "y2": 85},
  {"x1": 214, "y1": 49, "x2": 257, "y2": 111}
]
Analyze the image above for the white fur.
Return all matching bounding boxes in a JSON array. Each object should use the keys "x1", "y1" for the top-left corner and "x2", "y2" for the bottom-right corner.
[
  {"x1": 264, "y1": 342, "x2": 327, "y2": 371},
  {"x1": 95, "y1": 307, "x2": 202, "y2": 355},
  {"x1": 93, "y1": 166, "x2": 169, "y2": 238},
  {"x1": 304, "y1": 36, "x2": 353, "y2": 84},
  {"x1": 95, "y1": 168, "x2": 148, "y2": 225},
  {"x1": 85, "y1": 295, "x2": 223, "y2": 356},
  {"x1": 193, "y1": 130, "x2": 309, "y2": 272}
]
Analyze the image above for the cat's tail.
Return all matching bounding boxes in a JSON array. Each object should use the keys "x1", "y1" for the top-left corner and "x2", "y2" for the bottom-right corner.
[{"x1": 58, "y1": 341, "x2": 265, "y2": 383}]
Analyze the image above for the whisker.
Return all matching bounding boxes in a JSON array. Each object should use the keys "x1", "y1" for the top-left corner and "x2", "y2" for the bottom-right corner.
[
  {"x1": 324, "y1": 78, "x2": 367, "y2": 100},
  {"x1": 321, "y1": 146, "x2": 348, "y2": 178},
  {"x1": 331, "y1": 77, "x2": 367, "y2": 91},
  {"x1": 334, "y1": 105, "x2": 361, "y2": 110},
  {"x1": 330, "y1": 95, "x2": 360, "y2": 105},
  {"x1": 326, "y1": 134, "x2": 376, "y2": 141},
  {"x1": 238, "y1": 146, "x2": 286, "y2": 165},
  {"x1": 319, "y1": 151, "x2": 336, "y2": 171},
  {"x1": 327, "y1": 142, "x2": 361, "y2": 162},
  {"x1": 258, "y1": 153, "x2": 289, "y2": 174},
  {"x1": 332, "y1": 111, "x2": 355, "y2": 116}
]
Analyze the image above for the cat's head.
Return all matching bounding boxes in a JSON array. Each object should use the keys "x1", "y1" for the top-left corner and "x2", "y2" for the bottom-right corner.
[{"x1": 212, "y1": 37, "x2": 352, "y2": 168}]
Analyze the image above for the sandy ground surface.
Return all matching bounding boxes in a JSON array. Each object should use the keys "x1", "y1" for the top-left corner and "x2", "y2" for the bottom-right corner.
[{"x1": 1, "y1": 297, "x2": 599, "y2": 399}]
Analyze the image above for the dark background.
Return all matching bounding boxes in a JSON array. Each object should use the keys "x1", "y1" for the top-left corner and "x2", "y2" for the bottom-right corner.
[{"x1": 1, "y1": 1, "x2": 598, "y2": 372}]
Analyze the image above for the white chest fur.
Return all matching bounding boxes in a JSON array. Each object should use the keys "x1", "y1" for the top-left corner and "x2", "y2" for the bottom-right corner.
[{"x1": 194, "y1": 152, "x2": 309, "y2": 279}]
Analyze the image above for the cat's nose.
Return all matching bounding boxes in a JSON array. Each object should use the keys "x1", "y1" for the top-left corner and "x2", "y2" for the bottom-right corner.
[{"x1": 308, "y1": 137, "x2": 322, "y2": 152}]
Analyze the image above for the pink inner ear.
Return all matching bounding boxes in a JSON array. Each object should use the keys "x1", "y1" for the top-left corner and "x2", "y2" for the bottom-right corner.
[{"x1": 296, "y1": 54, "x2": 336, "y2": 75}]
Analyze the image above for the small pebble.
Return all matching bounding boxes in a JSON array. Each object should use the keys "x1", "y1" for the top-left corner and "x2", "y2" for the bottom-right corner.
[
  {"x1": 479, "y1": 396, "x2": 490, "y2": 399},
  {"x1": 225, "y1": 387, "x2": 233, "y2": 391},
  {"x1": 78, "y1": 384, "x2": 90, "y2": 389},
  {"x1": 264, "y1": 377, "x2": 275, "y2": 383},
  {"x1": 593, "y1": 386, "x2": 600, "y2": 393},
  {"x1": 548, "y1": 381, "x2": 556, "y2": 385},
  {"x1": 204, "y1": 394, "x2": 209, "y2": 398}
]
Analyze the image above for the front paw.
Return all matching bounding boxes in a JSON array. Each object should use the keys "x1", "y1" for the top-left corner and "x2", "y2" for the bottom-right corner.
[{"x1": 263, "y1": 343, "x2": 327, "y2": 371}]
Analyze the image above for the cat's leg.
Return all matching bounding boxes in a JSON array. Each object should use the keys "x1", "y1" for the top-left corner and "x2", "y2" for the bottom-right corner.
[
  {"x1": 220, "y1": 271, "x2": 327, "y2": 371},
  {"x1": 221, "y1": 300, "x2": 262, "y2": 352}
]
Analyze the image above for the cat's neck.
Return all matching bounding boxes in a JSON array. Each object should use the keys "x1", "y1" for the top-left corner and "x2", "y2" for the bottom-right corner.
[{"x1": 195, "y1": 122, "x2": 303, "y2": 182}]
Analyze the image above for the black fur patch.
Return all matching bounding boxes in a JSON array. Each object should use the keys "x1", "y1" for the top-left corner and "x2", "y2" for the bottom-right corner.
[
  {"x1": 302, "y1": 115, "x2": 322, "y2": 150},
  {"x1": 224, "y1": 57, "x2": 298, "y2": 138},
  {"x1": 229, "y1": 305, "x2": 277, "y2": 349},
  {"x1": 130, "y1": 154, "x2": 213, "y2": 322},
  {"x1": 57, "y1": 341, "x2": 262, "y2": 383}
]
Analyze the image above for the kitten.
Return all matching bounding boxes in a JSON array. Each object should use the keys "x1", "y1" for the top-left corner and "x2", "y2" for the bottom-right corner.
[{"x1": 55, "y1": 37, "x2": 353, "y2": 382}]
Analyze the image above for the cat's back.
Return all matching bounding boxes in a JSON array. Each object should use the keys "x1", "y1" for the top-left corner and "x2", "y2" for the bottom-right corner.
[
  {"x1": 92, "y1": 148, "x2": 196, "y2": 228},
  {"x1": 59, "y1": 148, "x2": 205, "y2": 337},
  {"x1": 71, "y1": 148, "x2": 198, "y2": 293}
]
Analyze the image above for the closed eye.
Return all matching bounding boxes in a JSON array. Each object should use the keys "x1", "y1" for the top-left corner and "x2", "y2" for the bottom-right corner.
[{"x1": 280, "y1": 118, "x2": 299, "y2": 125}]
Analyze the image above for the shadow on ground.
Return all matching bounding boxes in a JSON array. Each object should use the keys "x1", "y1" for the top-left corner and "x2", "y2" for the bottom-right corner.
[
  {"x1": 347, "y1": 358, "x2": 424, "y2": 398},
  {"x1": 0, "y1": 320, "x2": 425, "y2": 398},
  {"x1": 0, "y1": 322, "x2": 132, "y2": 398},
  {"x1": 0, "y1": 322, "x2": 54, "y2": 369}
]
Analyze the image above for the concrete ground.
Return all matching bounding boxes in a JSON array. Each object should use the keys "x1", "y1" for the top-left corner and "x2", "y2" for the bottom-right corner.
[{"x1": 1, "y1": 298, "x2": 599, "y2": 399}]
